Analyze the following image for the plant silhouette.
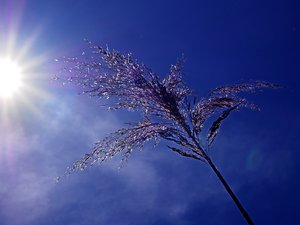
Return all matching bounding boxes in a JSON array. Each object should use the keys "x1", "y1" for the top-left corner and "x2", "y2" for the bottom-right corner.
[{"x1": 57, "y1": 42, "x2": 280, "y2": 225}]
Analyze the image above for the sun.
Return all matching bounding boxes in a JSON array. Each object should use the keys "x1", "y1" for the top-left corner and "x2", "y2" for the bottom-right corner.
[{"x1": 0, "y1": 57, "x2": 22, "y2": 98}]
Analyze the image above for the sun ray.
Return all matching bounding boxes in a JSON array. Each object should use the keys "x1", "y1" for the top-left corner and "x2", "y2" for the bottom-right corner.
[
  {"x1": 5, "y1": 2, "x2": 24, "y2": 55},
  {"x1": 16, "y1": 26, "x2": 42, "y2": 62}
]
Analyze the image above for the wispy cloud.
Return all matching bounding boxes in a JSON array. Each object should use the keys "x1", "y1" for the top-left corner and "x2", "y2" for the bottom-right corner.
[{"x1": 0, "y1": 91, "x2": 123, "y2": 225}]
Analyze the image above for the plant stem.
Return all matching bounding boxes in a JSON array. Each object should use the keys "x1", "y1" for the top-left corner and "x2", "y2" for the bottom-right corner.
[
  {"x1": 205, "y1": 157, "x2": 255, "y2": 225},
  {"x1": 178, "y1": 115, "x2": 254, "y2": 224}
]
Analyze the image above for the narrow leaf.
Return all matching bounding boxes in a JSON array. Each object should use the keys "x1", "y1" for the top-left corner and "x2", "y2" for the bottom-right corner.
[{"x1": 207, "y1": 102, "x2": 242, "y2": 147}]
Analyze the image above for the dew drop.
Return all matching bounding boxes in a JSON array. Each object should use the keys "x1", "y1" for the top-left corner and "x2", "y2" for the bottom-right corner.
[{"x1": 55, "y1": 176, "x2": 61, "y2": 183}]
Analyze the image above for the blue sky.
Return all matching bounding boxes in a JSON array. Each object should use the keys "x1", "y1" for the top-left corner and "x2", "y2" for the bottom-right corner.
[{"x1": 0, "y1": 0, "x2": 299, "y2": 225}]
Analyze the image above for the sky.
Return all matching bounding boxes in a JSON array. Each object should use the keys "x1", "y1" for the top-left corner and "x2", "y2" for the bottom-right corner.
[{"x1": 0, "y1": 0, "x2": 299, "y2": 225}]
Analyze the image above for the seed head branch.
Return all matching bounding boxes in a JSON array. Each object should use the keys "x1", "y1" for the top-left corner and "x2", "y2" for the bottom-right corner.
[{"x1": 56, "y1": 43, "x2": 280, "y2": 173}]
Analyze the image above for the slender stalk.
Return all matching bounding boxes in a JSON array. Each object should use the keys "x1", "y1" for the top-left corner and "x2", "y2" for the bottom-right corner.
[
  {"x1": 182, "y1": 125, "x2": 255, "y2": 225},
  {"x1": 205, "y1": 157, "x2": 255, "y2": 225}
]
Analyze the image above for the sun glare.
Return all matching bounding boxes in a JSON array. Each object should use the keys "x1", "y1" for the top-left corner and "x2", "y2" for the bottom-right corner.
[{"x1": 0, "y1": 58, "x2": 22, "y2": 98}]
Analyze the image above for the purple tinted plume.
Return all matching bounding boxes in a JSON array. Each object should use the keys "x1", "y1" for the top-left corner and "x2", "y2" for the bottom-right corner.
[{"x1": 56, "y1": 43, "x2": 279, "y2": 174}]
